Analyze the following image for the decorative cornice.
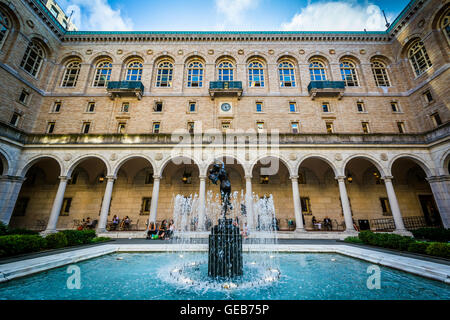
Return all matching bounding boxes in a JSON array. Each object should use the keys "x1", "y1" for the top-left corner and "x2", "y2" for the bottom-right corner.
[
  {"x1": 62, "y1": 32, "x2": 391, "y2": 43},
  {"x1": 25, "y1": 0, "x2": 428, "y2": 45}
]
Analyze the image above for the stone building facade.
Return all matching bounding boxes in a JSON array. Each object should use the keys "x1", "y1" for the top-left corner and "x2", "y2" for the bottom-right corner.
[{"x1": 0, "y1": 0, "x2": 449, "y2": 237}]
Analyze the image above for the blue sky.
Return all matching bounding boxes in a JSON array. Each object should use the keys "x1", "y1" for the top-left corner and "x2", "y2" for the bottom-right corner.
[{"x1": 58, "y1": 0, "x2": 412, "y2": 31}]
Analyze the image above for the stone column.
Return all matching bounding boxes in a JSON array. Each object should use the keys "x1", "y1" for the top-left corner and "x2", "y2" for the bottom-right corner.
[
  {"x1": 245, "y1": 175, "x2": 254, "y2": 230},
  {"x1": 383, "y1": 176, "x2": 406, "y2": 232},
  {"x1": 198, "y1": 175, "x2": 206, "y2": 231},
  {"x1": 45, "y1": 176, "x2": 69, "y2": 233},
  {"x1": 426, "y1": 175, "x2": 450, "y2": 228},
  {"x1": 336, "y1": 176, "x2": 355, "y2": 233},
  {"x1": 0, "y1": 176, "x2": 25, "y2": 225},
  {"x1": 148, "y1": 175, "x2": 161, "y2": 224},
  {"x1": 290, "y1": 176, "x2": 305, "y2": 231},
  {"x1": 97, "y1": 176, "x2": 116, "y2": 232}
]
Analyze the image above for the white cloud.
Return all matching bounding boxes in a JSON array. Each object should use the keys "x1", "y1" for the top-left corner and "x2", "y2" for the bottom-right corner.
[
  {"x1": 215, "y1": 0, "x2": 259, "y2": 24},
  {"x1": 61, "y1": 0, "x2": 133, "y2": 31},
  {"x1": 281, "y1": 1, "x2": 389, "y2": 31}
]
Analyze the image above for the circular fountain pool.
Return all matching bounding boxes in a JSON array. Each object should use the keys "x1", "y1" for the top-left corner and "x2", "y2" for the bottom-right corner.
[{"x1": 0, "y1": 252, "x2": 448, "y2": 300}]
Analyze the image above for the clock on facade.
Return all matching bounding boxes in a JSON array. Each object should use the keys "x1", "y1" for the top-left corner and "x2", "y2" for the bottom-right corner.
[{"x1": 221, "y1": 103, "x2": 231, "y2": 112}]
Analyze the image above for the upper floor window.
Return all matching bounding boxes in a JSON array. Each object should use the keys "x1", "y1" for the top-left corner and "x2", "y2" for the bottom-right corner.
[
  {"x1": 187, "y1": 60, "x2": 203, "y2": 87},
  {"x1": 278, "y1": 60, "x2": 296, "y2": 87},
  {"x1": 371, "y1": 60, "x2": 390, "y2": 87},
  {"x1": 408, "y1": 40, "x2": 432, "y2": 76},
  {"x1": 20, "y1": 40, "x2": 45, "y2": 77},
  {"x1": 309, "y1": 60, "x2": 327, "y2": 81},
  {"x1": 61, "y1": 60, "x2": 81, "y2": 87},
  {"x1": 0, "y1": 10, "x2": 10, "y2": 49},
  {"x1": 217, "y1": 60, "x2": 234, "y2": 81},
  {"x1": 423, "y1": 90, "x2": 434, "y2": 104},
  {"x1": 93, "y1": 60, "x2": 112, "y2": 87},
  {"x1": 189, "y1": 102, "x2": 196, "y2": 112},
  {"x1": 248, "y1": 60, "x2": 265, "y2": 87},
  {"x1": 291, "y1": 122, "x2": 299, "y2": 134},
  {"x1": 289, "y1": 102, "x2": 297, "y2": 112},
  {"x1": 52, "y1": 101, "x2": 61, "y2": 113},
  {"x1": 10, "y1": 113, "x2": 20, "y2": 127},
  {"x1": 156, "y1": 60, "x2": 173, "y2": 87},
  {"x1": 357, "y1": 102, "x2": 365, "y2": 112},
  {"x1": 256, "y1": 102, "x2": 263, "y2": 112},
  {"x1": 50, "y1": 5, "x2": 59, "y2": 18},
  {"x1": 125, "y1": 59, "x2": 143, "y2": 81},
  {"x1": 340, "y1": 60, "x2": 358, "y2": 86}
]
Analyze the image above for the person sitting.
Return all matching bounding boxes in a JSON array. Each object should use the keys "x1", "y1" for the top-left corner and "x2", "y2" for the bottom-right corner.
[
  {"x1": 84, "y1": 217, "x2": 94, "y2": 230},
  {"x1": 158, "y1": 219, "x2": 167, "y2": 239},
  {"x1": 167, "y1": 220, "x2": 175, "y2": 239},
  {"x1": 111, "y1": 215, "x2": 119, "y2": 231},
  {"x1": 122, "y1": 216, "x2": 131, "y2": 230},
  {"x1": 241, "y1": 222, "x2": 249, "y2": 239},
  {"x1": 312, "y1": 216, "x2": 321, "y2": 230},
  {"x1": 323, "y1": 217, "x2": 332, "y2": 231},
  {"x1": 146, "y1": 222, "x2": 157, "y2": 239}
]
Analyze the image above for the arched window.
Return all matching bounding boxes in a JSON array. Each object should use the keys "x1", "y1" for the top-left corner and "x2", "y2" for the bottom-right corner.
[
  {"x1": 278, "y1": 60, "x2": 296, "y2": 87},
  {"x1": 125, "y1": 59, "x2": 143, "y2": 81},
  {"x1": 61, "y1": 60, "x2": 81, "y2": 87},
  {"x1": 309, "y1": 59, "x2": 327, "y2": 81},
  {"x1": 371, "y1": 60, "x2": 390, "y2": 87},
  {"x1": 408, "y1": 40, "x2": 432, "y2": 76},
  {"x1": 0, "y1": 10, "x2": 10, "y2": 49},
  {"x1": 248, "y1": 60, "x2": 265, "y2": 87},
  {"x1": 92, "y1": 59, "x2": 112, "y2": 87},
  {"x1": 217, "y1": 60, "x2": 234, "y2": 81},
  {"x1": 156, "y1": 60, "x2": 173, "y2": 87},
  {"x1": 186, "y1": 60, "x2": 203, "y2": 87},
  {"x1": 441, "y1": 9, "x2": 450, "y2": 44},
  {"x1": 340, "y1": 60, "x2": 359, "y2": 86},
  {"x1": 20, "y1": 40, "x2": 45, "y2": 77}
]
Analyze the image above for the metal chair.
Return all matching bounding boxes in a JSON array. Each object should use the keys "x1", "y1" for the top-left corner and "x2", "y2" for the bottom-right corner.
[{"x1": 130, "y1": 219, "x2": 139, "y2": 231}]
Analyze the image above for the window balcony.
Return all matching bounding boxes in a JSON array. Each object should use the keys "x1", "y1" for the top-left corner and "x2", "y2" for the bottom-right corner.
[
  {"x1": 307, "y1": 81, "x2": 345, "y2": 100},
  {"x1": 209, "y1": 81, "x2": 243, "y2": 99},
  {"x1": 107, "y1": 81, "x2": 144, "y2": 100}
]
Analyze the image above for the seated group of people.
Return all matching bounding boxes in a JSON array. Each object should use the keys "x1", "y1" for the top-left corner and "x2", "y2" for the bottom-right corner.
[
  {"x1": 109, "y1": 215, "x2": 131, "y2": 231},
  {"x1": 311, "y1": 216, "x2": 333, "y2": 231},
  {"x1": 146, "y1": 219, "x2": 174, "y2": 240}
]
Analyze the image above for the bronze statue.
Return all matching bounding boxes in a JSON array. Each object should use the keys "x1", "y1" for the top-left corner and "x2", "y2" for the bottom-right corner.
[{"x1": 208, "y1": 162, "x2": 232, "y2": 217}]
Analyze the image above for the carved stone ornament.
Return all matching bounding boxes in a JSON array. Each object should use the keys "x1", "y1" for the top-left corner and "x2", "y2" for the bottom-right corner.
[
  {"x1": 63, "y1": 154, "x2": 72, "y2": 161},
  {"x1": 335, "y1": 154, "x2": 343, "y2": 161},
  {"x1": 289, "y1": 153, "x2": 297, "y2": 161},
  {"x1": 110, "y1": 153, "x2": 118, "y2": 161},
  {"x1": 155, "y1": 153, "x2": 163, "y2": 161},
  {"x1": 26, "y1": 20, "x2": 35, "y2": 28},
  {"x1": 380, "y1": 153, "x2": 388, "y2": 161}
]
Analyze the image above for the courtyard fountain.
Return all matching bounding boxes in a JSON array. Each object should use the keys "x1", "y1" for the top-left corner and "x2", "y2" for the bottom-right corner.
[{"x1": 164, "y1": 162, "x2": 280, "y2": 290}]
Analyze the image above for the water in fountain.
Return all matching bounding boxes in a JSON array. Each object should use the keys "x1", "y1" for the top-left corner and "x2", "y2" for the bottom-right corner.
[{"x1": 163, "y1": 190, "x2": 280, "y2": 290}]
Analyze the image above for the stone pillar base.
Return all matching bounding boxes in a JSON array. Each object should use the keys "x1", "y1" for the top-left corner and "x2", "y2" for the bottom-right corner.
[
  {"x1": 342, "y1": 230, "x2": 359, "y2": 236},
  {"x1": 392, "y1": 229, "x2": 413, "y2": 237},
  {"x1": 40, "y1": 229, "x2": 58, "y2": 236},
  {"x1": 295, "y1": 228, "x2": 307, "y2": 233}
]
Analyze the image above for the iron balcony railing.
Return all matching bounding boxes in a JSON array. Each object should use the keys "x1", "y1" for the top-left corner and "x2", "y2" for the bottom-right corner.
[
  {"x1": 209, "y1": 81, "x2": 243, "y2": 90},
  {"x1": 107, "y1": 81, "x2": 144, "y2": 92},
  {"x1": 307, "y1": 80, "x2": 346, "y2": 92}
]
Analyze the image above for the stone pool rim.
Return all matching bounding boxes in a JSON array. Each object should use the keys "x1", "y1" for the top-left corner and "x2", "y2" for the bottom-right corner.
[{"x1": 0, "y1": 244, "x2": 449, "y2": 285}]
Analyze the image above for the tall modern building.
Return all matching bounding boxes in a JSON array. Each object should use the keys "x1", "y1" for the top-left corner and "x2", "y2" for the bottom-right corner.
[{"x1": 0, "y1": 0, "x2": 448, "y2": 237}]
